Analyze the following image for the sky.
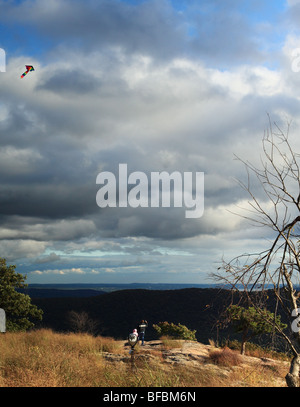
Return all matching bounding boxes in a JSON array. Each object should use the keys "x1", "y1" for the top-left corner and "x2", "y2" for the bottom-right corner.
[{"x1": 0, "y1": 0, "x2": 300, "y2": 284}]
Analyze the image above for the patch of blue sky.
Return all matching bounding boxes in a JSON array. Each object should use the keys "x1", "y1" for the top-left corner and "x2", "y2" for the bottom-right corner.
[
  {"x1": 246, "y1": 1, "x2": 289, "y2": 53},
  {"x1": 239, "y1": 1, "x2": 288, "y2": 40},
  {"x1": 170, "y1": 0, "x2": 188, "y2": 12},
  {"x1": 0, "y1": 22, "x2": 53, "y2": 61},
  {"x1": 236, "y1": 0, "x2": 287, "y2": 24}
]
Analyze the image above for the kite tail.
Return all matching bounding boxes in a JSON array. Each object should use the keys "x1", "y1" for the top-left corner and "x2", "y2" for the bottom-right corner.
[{"x1": 21, "y1": 71, "x2": 28, "y2": 78}]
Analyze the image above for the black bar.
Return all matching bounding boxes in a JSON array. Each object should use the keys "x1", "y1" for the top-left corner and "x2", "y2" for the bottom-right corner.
[{"x1": 0, "y1": 387, "x2": 292, "y2": 405}]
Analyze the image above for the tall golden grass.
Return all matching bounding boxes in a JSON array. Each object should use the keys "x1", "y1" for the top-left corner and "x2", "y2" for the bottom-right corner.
[
  {"x1": 0, "y1": 329, "x2": 123, "y2": 387},
  {"x1": 208, "y1": 347, "x2": 241, "y2": 367},
  {"x1": 0, "y1": 329, "x2": 288, "y2": 387}
]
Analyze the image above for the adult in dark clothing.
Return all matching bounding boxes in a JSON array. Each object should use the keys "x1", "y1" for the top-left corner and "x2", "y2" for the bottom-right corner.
[{"x1": 138, "y1": 320, "x2": 148, "y2": 345}]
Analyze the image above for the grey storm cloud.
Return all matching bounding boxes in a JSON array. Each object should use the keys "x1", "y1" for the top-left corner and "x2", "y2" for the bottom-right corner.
[
  {"x1": 0, "y1": 65, "x2": 298, "y2": 241},
  {"x1": 37, "y1": 70, "x2": 102, "y2": 95},
  {"x1": 34, "y1": 252, "x2": 61, "y2": 264},
  {"x1": 0, "y1": 184, "x2": 97, "y2": 218}
]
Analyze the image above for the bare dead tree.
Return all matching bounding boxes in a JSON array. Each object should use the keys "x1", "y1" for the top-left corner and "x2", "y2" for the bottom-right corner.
[
  {"x1": 212, "y1": 118, "x2": 300, "y2": 387},
  {"x1": 67, "y1": 310, "x2": 99, "y2": 335}
]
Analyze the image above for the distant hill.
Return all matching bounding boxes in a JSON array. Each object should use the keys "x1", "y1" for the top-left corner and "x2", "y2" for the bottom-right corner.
[
  {"x1": 17, "y1": 288, "x2": 106, "y2": 298},
  {"x1": 25, "y1": 282, "x2": 219, "y2": 293},
  {"x1": 32, "y1": 288, "x2": 241, "y2": 344}
]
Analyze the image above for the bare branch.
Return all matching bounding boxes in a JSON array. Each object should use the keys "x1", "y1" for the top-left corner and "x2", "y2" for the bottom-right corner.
[{"x1": 212, "y1": 119, "x2": 300, "y2": 385}]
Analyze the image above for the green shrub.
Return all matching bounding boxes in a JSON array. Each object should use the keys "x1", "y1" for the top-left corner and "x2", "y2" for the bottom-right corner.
[{"x1": 153, "y1": 321, "x2": 197, "y2": 341}]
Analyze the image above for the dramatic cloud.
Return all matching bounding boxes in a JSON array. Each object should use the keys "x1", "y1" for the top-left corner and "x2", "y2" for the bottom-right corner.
[{"x1": 0, "y1": 0, "x2": 299, "y2": 283}]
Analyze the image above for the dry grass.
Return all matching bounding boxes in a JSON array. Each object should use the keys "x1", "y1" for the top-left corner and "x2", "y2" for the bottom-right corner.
[
  {"x1": 0, "y1": 329, "x2": 124, "y2": 387},
  {"x1": 208, "y1": 347, "x2": 242, "y2": 367},
  {"x1": 226, "y1": 340, "x2": 290, "y2": 362},
  {"x1": 0, "y1": 329, "x2": 289, "y2": 387},
  {"x1": 160, "y1": 335, "x2": 184, "y2": 350}
]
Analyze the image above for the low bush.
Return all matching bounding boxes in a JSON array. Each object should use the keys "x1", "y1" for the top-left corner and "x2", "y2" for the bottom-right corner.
[
  {"x1": 153, "y1": 321, "x2": 197, "y2": 341},
  {"x1": 209, "y1": 347, "x2": 241, "y2": 367}
]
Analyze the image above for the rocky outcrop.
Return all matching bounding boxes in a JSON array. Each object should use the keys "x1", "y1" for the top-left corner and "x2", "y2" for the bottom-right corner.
[{"x1": 100, "y1": 339, "x2": 289, "y2": 387}]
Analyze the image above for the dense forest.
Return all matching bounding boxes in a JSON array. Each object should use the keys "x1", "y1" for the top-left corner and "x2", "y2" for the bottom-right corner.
[{"x1": 29, "y1": 287, "x2": 289, "y2": 349}]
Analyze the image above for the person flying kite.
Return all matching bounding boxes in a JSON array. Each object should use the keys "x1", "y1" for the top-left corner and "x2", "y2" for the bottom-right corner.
[{"x1": 21, "y1": 65, "x2": 34, "y2": 78}]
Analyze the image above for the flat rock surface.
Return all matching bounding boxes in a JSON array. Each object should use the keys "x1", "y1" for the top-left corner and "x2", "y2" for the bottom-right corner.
[{"x1": 103, "y1": 339, "x2": 290, "y2": 387}]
